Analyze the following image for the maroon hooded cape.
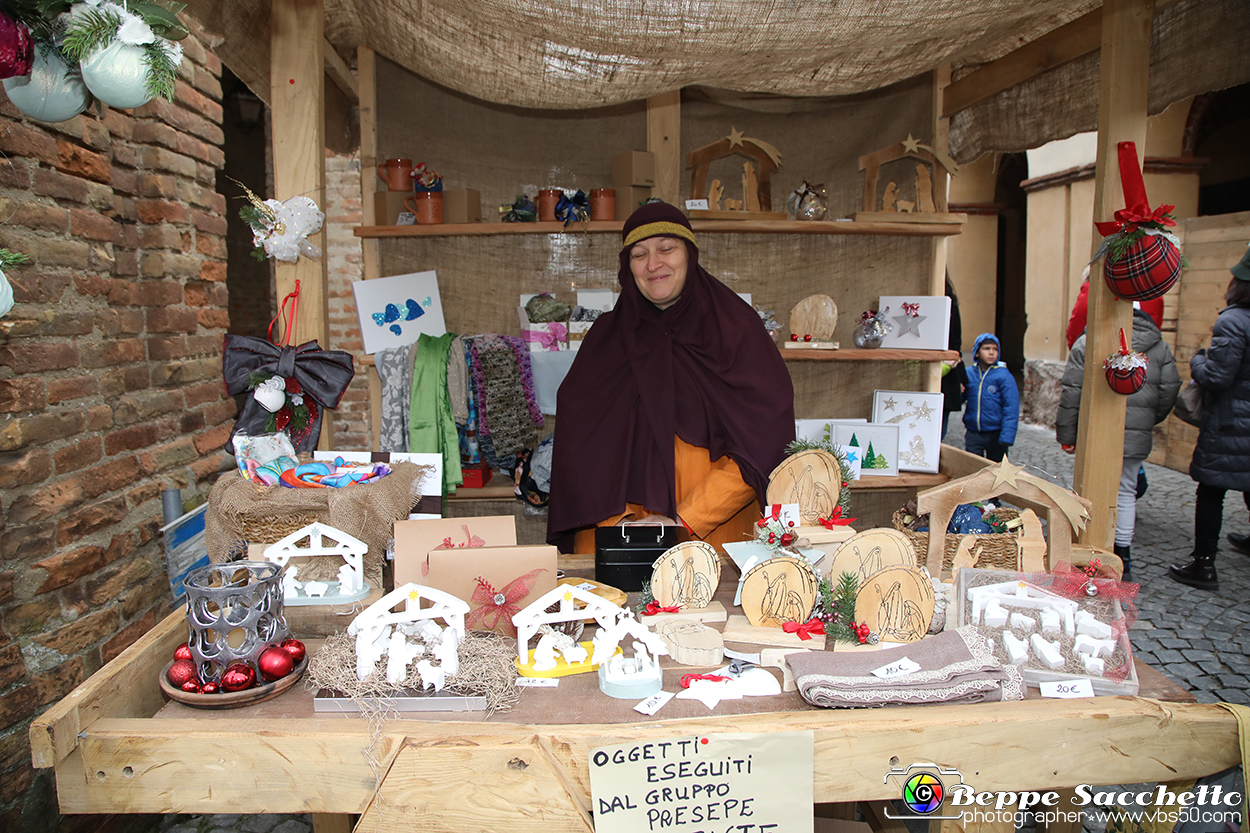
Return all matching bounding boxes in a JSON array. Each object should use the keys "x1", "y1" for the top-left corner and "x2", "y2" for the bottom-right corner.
[{"x1": 547, "y1": 202, "x2": 795, "y2": 545}]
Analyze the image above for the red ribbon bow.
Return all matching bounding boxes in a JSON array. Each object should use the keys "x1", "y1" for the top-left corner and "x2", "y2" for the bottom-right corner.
[
  {"x1": 464, "y1": 568, "x2": 547, "y2": 637},
  {"x1": 818, "y1": 507, "x2": 857, "y2": 528},
  {"x1": 782, "y1": 618, "x2": 826, "y2": 640},
  {"x1": 680, "y1": 673, "x2": 730, "y2": 688},
  {"x1": 642, "y1": 602, "x2": 681, "y2": 616},
  {"x1": 902, "y1": 302, "x2": 920, "y2": 317},
  {"x1": 1093, "y1": 143, "x2": 1176, "y2": 237}
]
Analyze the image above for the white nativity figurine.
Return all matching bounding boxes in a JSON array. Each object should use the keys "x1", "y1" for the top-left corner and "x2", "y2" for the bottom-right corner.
[
  {"x1": 1075, "y1": 610, "x2": 1114, "y2": 639},
  {"x1": 281, "y1": 566, "x2": 302, "y2": 600},
  {"x1": 1073, "y1": 634, "x2": 1116, "y2": 659},
  {"x1": 1080, "y1": 653, "x2": 1106, "y2": 675},
  {"x1": 1010, "y1": 612, "x2": 1036, "y2": 632},
  {"x1": 347, "y1": 582, "x2": 469, "y2": 683},
  {"x1": 512, "y1": 584, "x2": 623, "y2": 665},
  {"x1": 983, "y1": 600, "x2": 1009, "y2": 628},
  {"x1": 591, "y1": 609, "x2": 670, "y2": 699},
  {"x1": 1040, "y1": 608, "x2": 1061, "y2": 635},
  {"x1": 265, "y1": 521, "x2": 369, "y2": 603},
  {"x1": 532, "y1": 631, "x2": 585, "y2": 672},
  {"x1": 1030, "y1": 634, "x2": 1065, "y2": 670},
  {"x1": 1001, "y1": 630, "x2": 1030, "y2": 665},
  {"x1": 968, "y1": 579, "x2": 1078, "y2": 637}
]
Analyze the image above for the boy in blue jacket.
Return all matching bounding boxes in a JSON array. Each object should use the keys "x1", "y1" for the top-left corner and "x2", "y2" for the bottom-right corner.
[{"x1": 963, "y1": 333, "x2": 1019, "y2": 462}]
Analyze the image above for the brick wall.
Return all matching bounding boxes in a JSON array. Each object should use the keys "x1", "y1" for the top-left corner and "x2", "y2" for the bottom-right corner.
[
  {"x1": 0, "y1": 25, "x2": 234, "y2": 833},
  {"x1": 324, "y1": 150, "x2": 371, "y2": 450}
]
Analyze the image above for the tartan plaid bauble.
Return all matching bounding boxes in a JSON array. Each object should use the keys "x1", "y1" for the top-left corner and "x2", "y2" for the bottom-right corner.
[
  {"x1": 1105, "y1": 363, "x2": 1147, "y2": 395},
  {"x1": 1103, "y1": 234, "x2": 1182, "y2": 301}
]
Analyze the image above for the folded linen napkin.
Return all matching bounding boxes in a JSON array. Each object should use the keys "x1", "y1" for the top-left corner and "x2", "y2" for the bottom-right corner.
[{"x1": 787, "y1": 626, "x2": 1024, "y2": 708}]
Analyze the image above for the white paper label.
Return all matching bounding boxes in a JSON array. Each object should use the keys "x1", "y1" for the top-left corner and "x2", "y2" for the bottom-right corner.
[
  {"x1": 634, "y1": 690, "x2": 675, "y2": 715},
  {"x1": 573, "y1": 582, "x2": 597, "y2": 592},
  {"x1": 870, "y1": 656, "x2": 921, "y2": 678},
  {"x1": 395, "y1": 212, "x2": 416, "y2": 226},
  {"x1": 1040, "y1": 679, "x2": 1094, "y2": 698},
  {"x1": 684, "y1": 199, "x2": 709, "y2": 211},
  {"x1": 723, "y1": 648, "x2": 761, "y2": 664},
  {"x1": 515, "y1": 677, "x2": 559, "y2": 688}
]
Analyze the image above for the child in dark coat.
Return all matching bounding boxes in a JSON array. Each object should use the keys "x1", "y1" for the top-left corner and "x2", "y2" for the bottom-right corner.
[{"x1": 963, "y1": 333, "x2": 1019, "y2": 462}]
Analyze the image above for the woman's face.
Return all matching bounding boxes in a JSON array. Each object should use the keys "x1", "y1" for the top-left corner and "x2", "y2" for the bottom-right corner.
[{"x1": 629, "y1": 236, "x2": 688, "y2": 309}]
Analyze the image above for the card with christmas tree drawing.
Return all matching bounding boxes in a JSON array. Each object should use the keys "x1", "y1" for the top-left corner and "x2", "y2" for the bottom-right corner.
[
  {"x1": 876, "y1": 295, "x2": 951, "y2": 351},
  {"x1": 872, "y1": 390, "x2": 943, "y2": 473},
  {"x1": 832, "y1": 423, "x2": 899, "y2": 478}
]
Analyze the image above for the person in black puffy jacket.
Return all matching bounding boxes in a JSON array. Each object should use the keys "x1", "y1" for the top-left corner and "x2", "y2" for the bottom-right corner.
[{"x1": 1171, "y1": 248, "x2": 1250, "y2": 591}]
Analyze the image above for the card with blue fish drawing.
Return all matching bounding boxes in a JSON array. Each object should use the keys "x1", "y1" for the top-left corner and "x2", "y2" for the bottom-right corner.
[{"x1": 352, "y1": 270, "x2": 447, "y2": 354}]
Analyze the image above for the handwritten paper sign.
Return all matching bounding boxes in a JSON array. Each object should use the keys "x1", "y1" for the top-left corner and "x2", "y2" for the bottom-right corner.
[
  {"x1": 1040, "y1": 679, "x2": 1094, "y2": 699},
  {"x1": 871, "y1": 656, "x2": 920, "y2": 679},
  {"x1": 589, "y1": 731, "x2": 814, "y2": 833}
]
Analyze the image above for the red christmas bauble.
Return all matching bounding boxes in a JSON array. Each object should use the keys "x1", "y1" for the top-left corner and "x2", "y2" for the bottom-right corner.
[
  {"x1": 167, "y1": 659, "x2": 198, "y2": 688},
  {"x1": 258, "y1": 646, "x2": 295, "y2": 681},
  {"x1": 275, "y1": 407, "x2": 292, "y2": 430},
  {"x1": 284, "y1": 377, "x2": 302, "y2": 394},
  {"x1": 221, "y1": 664, "x2": 256, "y2": 692},
  {"x1": 174, "y1": 644, "x2": 193, "y2": 662},
  {"x1": 181, "y1": 680, "x2": 201, "y2": 693},
  {"x1": 790, "y1": 334, "x2": 798, "y2": 342},
  {"x1": 1105, "y1": 364, "x2": 1147, "y2": 395},
  {"x1": 803, "y1": 334, "x2": 812, "y2": 342},
  {"x1": 281, "y1": 638, "x2": 306, "y2": 663},
  {"x1": 201, "y1": 682, "x2": 220, "y2": 694},
  {"x1": 1103, "y1": 234, "x2": 1182, "y2": 302},
  {"x1": 0, "y1": 13, "x2": 34, "y2": 80}
]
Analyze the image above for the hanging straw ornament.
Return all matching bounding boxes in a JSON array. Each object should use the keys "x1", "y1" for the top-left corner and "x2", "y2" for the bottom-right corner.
[
  {"x1": 1093, "y1": 142, "x2": 1183, "y2": 302},
  {"x1": 1103, "y1": 327, "x2": 1148, "y2": 395}
]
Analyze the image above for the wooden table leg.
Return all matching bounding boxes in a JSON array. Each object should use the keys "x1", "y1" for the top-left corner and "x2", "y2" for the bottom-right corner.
[
  {"x1": 815, "y1": 801, "x2": 858, "y2": 820},
  {"x1": 862, "y1": 800, "x2": 908, "y2": 832},
  {"x1": 312, "y1": 814, "x2": 352, "y2": 833}
]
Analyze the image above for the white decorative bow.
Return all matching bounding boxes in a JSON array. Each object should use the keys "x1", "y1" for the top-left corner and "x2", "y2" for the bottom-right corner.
[{"x1": 252, "y1": 197, "x2": 325, "y2": 263}]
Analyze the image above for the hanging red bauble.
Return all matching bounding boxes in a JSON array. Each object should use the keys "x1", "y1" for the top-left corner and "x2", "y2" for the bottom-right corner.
[
  {"x1": 0, "y1": 13, "x2": 34, "y2": 80},
  {"x1": 167, "y1": 659, "x2": 198, "y2": 687},
  {"x1": 1104, "y1": 234, "x2": 1182, "y2": 302},
  {"x1": 281, "y1": 638, "x2": 307, "y2": 663},
  {"x1": 173, "y1": 644, "x2": 192, "y2": 662},
  {"x1": 1103, "y1": 328, "x2": 1148, "y2": 395},
  {"x1": 221, "y1": 663, "x2": 256, "y2": 692},
  {"x1": 258, "y1": 646, "x2": 295, "y2": 681},
  {"x1": 1095, "y1": 142, "x2": 1183, "y2": 302}
]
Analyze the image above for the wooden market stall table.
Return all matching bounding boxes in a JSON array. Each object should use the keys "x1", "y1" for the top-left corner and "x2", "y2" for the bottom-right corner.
[{"x1": 32, "y1": 573, "x2": 1240, "y2": 833}]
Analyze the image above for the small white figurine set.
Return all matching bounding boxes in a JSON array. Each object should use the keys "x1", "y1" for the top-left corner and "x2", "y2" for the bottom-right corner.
[
  {"x1": 264, "y1": 522, "x2": 370, "y2": 604},
  {"x1": 346, "y1": 583, "x2": 468, "y2": 690},
  {"x1": 958, "y1": 568, "x2": 1137, "y2": 695}
]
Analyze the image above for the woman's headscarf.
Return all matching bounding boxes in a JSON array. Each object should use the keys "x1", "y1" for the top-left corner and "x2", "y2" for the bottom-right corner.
[{"x1": 547, "y1": 202, "x2": 795, "y2": 544}]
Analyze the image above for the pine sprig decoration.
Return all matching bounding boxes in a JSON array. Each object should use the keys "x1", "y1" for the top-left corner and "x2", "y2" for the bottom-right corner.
[
  {"x1": 633, "y1": 578, "x2": 655, "y2": 615},
  {"x1": 828, "y1": 571, "x2": 861, "y2": 643},
  {"x1": 142, "y1": 40, "x2": 178, "y2": 100},
  {"x1": 60, "y1": 6, "x2": 123, "y2": 61},
  {"x1": 0, "y1": 249, "x2": 31, "y2": 270}
]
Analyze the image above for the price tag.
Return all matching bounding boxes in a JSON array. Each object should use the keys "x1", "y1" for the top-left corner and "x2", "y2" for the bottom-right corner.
[
  {"x1": 395, "y1": 212, "x2": 417, "y2": 226},
  {"x1": 870, "y1": 656, "x2": 921, "y2": 678},
  {"x1": 684, "y1": 199, "x2": 709, "y2": 211},
  {"x1": 573, "y1": 582, "x2": 597, "y2": 592},
  {"x1": 1040, "y1": 679, "x2": 1094, "y2": 698},
  {"x1": 634, "y1": 690, "x2": 674, "y2": 715},
  {"x1": 515, "y1": 677, "x2": 559, "y2": 688}
]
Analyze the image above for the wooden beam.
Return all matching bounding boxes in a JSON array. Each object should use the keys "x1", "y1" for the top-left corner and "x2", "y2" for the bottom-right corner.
[
  {"x1": 647, "y1": 91, "x2": 681, "y2": 206},
  {"x1": 929, "y1": 64, "x2": 952, "y2": 394},
  {"x1": 357, "y1": 45, "x2": 383, "y2": 447},
  {"x1": 323, "y1": 38, "x2": 358, "y2": 103},
  {"x1": 271, "y1": 0, "x2": 331, "y2": 444},
  {"x1": 943, "y1": 9, "x2": 1102, "y2": 118},
  {"x1": 1073, "y1": 0, "x2": 1154, "y2": 547}
]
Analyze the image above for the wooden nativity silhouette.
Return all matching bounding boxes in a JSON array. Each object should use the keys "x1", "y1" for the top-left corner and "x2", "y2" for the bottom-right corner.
[
  {"x1": 687, "y1": 127, "x2": 784, "y2": 220},
  {"x1": 857, "y1": 133, "x2": 963, "y2": 224}
]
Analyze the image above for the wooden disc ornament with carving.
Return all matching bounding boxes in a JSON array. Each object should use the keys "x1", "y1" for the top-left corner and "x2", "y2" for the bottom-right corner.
[
  {"x1": 827, "y1": 528, "x2": 917, "y2": 585},
  {"x1": 651, "y1": 541, "x2": 720, "y2": 608},
  {"x1": 740, "y1": 555, "x2": 819, "y2": 628},
  {"x1": 789, "y1": 294, "x2": 838, "y2": 342},
  {"x1": 656, "y1": 619, "x2": 725, "y2": 667},
  {"x1": 854, "y1": 565, "x2": 935, "y2": 643},
  {"x1": 766, "y1": 450, "x2": 842, "y2": 527}
]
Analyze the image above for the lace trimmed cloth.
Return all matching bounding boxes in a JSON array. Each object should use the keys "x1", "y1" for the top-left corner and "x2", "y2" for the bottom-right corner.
[{"x1": 786, "y1": 626, "x2": 1024, "y2": 708}]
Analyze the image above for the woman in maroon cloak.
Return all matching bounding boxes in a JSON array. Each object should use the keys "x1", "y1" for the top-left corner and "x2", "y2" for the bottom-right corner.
[{"x1": 547, "y1": 202, "x2": 795, "y2": 552}]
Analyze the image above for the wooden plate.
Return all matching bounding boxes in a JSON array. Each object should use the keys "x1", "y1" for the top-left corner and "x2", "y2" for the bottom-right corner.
[
  {"x1": 740, "y1": 555, "x2": 819, "y2": 628},
  {"x1": 159, "y1": 657, "x2": 307, "y2": 709},
  {"x1": 827, "y1": 528, "x2": 916, "y2": 585}
]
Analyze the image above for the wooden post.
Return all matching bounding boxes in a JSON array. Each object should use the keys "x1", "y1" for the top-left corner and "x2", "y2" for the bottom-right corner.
[
  {"x1": 358, "y1": 45, "x2": 383, "y2": 448},
  {"x1": 647, "y1": 91, "x2": 681, "y2": 205},
  {"x1": 1073, "y1": 0, "x2": 1154, "y2": 546},
  {"x1": 929, "y1": 65, "x2": 953, "y2": 394},
  {"x1": 271, "y1": 0, "x2": 331, "y2": 444}
]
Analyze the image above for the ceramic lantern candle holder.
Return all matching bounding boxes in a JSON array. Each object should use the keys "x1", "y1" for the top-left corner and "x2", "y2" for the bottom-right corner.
[{"x1": 183, "y1": 561, "x2": 290, "y2": 684}]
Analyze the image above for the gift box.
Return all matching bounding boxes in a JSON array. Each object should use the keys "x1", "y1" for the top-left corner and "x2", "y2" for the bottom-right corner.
[
  {"x1": 568, "y1": 321, "x2": 593, "y2": 350},
  {"x1": 612, "y1": 150, "x2": 655, "y2": 187},
  {"x1": 442, "y1": 188, "x2": 481, "y2": 224},
  {"x1": 518, "y1": 305, "x2": 569, "y2": 352},
  {"x1": 460, "y1": 462, "x2": 492, "y2": 489},
  {"x1": 405, "y1": 543, "x2": 559, "y2": 636},
  {"x1": 393, "y1": 515, "x2": 517, "y2": 588}
]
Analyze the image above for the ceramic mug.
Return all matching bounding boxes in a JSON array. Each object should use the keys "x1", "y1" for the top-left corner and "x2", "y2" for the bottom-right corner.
[
  {"x1": 406, "y1": 191, "x2": 443, "y2": 224},
  {"x1": 590, "y1": 188, "x2": 615, "y2": 221},
  {"x1": 378, "y1": 158, "x2": 414, "y2": 191},
  {"x1": 538, "y1": 188, "x2": 561, "y2": 222}
]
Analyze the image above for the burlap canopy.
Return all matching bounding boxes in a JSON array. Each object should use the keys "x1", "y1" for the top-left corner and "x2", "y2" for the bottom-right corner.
[{"x1": 184, "y1": 0, "x2": 1249, "y2": 162}]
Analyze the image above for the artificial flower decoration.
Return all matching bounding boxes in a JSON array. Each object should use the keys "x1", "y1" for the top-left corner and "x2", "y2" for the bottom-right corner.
[
  {"x1": 234, "y1": 180, "x2": 325, "y2": 263},
  {"x1": 0, "y1": 11, "x2": 34, "y2": 79},
  {"x1": 62, "y1": 0, "x2": 188, "y2": 106}
]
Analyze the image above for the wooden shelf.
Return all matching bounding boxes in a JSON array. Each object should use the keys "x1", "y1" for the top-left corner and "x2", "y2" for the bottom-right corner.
[
  {"x1": 353, "y1": 218, "x2": 964, "y2": 238},
  {"x1": 851, "y1": 472, "x2": 948, "y2": 489},
  {"x1": 782, "y1": 347, "x2": 960, "y2": 362}
]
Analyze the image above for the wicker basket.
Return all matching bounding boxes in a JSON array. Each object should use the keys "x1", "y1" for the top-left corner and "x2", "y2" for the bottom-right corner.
[{"x1": 892, "y1": 507, "x2": 1022, "y2": 573}]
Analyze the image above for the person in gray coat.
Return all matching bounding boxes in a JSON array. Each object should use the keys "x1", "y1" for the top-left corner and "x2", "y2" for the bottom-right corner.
[
  {"x1": 1171, "y1": 250, "x2": 1250, "y2": 591},
  {"x1": 1056, "y1": 308, "x2": 1180, "y2": 580}
]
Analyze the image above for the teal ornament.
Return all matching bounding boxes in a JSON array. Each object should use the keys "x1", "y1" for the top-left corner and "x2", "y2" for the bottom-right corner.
[
  {"x1": 371, "y1": 312, "x2": 385, "y2": 326},
  {"x1": 404, "y1": 299, "x2": 423, "y2": 320},
  {"x1": 389, "y1": 324, "x2": 402, "y2": 336},
  {"x1": 79, "y1": 42, "x2": 152, "y2": 109},
  {"x1": 3, "y1": 46, "x2": 90, "y2": 123},
  {"x1": 0, "y1": 269, "x2": 13, "y2": 318}
]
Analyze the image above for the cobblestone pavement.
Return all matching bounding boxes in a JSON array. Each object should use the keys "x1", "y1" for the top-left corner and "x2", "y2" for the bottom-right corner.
[{"x1": 150, "y1": 423, "x2": 1247, "y2": 833}]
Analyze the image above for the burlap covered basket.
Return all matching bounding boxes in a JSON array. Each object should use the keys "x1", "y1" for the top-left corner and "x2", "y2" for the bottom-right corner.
[
  {"x1": 205, "y1": 461, "x2": 433, "y2": 591},
  {"x1": 892, "y1": 507, "x2": 1022, "y2": 573}
]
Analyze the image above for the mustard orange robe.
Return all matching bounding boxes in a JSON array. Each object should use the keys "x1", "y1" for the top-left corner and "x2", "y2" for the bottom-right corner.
[{"x1": 572, "y1": 436, "x2": 759, "y2": 554}]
